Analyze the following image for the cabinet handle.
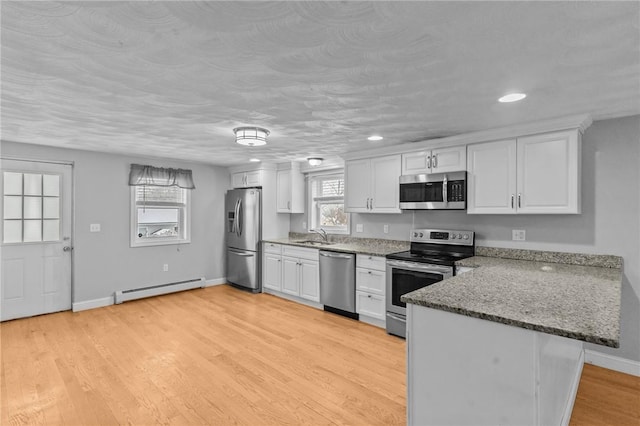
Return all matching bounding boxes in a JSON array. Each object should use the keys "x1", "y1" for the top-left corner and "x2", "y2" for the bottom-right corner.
[
  {"x1": 427, "y1": 155, "x2": 432, "y2": 169},
  {"x1": 433, "y1": 154, "x2": 438, "y2": 168},
  {"x1": 368, "y1": 271, "x2": 372, "y2": 274},
  {"x1": 511, "y1": 194, "x2": 514, "y2": 209},
  {"x1": 287, "y1": 201, "x2": 290, "y2": 210},
  {"x1": 367, "y1": 294, "x2": 372, "y2": 298},
  {"x1": 518, "y1": 193, "x2": 522, "y2": 208}
]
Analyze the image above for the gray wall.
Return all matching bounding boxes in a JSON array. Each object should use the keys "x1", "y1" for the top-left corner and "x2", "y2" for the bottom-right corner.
[
  {"x1": 292, "y1": 115, "x2": 640, "y2": 363},
  {"x1": 1, "y1": 141, "x2": 228, "y2": 303}
]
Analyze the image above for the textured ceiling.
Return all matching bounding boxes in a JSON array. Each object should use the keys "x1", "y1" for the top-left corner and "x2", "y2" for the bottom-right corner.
[{"x1": 2, "y1": 1, "x2": 639, "y2": 166}]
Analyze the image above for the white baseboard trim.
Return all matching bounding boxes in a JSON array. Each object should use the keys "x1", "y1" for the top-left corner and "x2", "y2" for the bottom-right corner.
[
  {"x1": 204, "y1": 277, "x2": 226, "y2": 287},
  {"x1": 584, "y1": 349, "x2": 640, "y2": 377},
  {"x1": 72, "y1": 296, "x2": 114, "y2": 312},
  {"x1": 561, "y1": 349, "x2": 584, "y2": 426}
]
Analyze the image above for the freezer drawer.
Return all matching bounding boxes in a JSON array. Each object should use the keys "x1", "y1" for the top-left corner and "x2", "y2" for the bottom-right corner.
[{"x1": 226, "y1": 248, "x2": 259, "y2": 292}]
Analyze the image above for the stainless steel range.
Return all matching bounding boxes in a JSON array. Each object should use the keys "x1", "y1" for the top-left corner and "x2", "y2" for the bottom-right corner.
[{"x1": 385, "y1": 228, "x2": 475, "y2": 338}]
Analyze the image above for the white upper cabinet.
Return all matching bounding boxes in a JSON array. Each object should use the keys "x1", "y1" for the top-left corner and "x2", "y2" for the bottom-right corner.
[
  {"x1": 276, "y1": 165, "x2": 305, "y2": 213},
  {"x1": 345, "y1": 155, "x2": 401, "y2": 213},
  {"x1": 401, "y1": 146, "x2": 466, "y2": 175},
  {"x1": 232, "y1": 170, "x2": 263, "y2": 188},
  {"x1": 467, "y1": 130, "x2": 581, "y2": 214}
]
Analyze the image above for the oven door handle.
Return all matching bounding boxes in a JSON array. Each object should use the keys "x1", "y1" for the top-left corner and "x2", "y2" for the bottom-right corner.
[{"x1": 386, "y1": 260, "x2": 452, "y2": 274}]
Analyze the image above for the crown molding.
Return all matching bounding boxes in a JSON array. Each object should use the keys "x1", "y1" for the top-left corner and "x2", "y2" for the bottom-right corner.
[{"x1": 341, "y1": 114, "x2": 593, "y2": 161}]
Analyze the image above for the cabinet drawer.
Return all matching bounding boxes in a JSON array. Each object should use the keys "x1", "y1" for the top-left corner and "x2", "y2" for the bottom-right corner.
[
  {"x1": 282, "y1": 245, "x2": 319, "y2": 261},
  {"x1": 356, "y1": 268, "x2": 385, "y2": 295},
  {"x1": 356, "y1": 291, "x2": 385, "y2": 320},
  {"x1": 264, "y1": 242, "x2": 282, "y2": 254},
  {"x1": 356, "y1": 254, "x2": 386, "y2": 271}
]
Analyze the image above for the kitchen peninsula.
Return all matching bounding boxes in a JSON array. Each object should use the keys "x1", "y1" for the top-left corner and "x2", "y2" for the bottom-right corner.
[{"x1": 402, "y1": 247, "x2": 622, "y2": 426}]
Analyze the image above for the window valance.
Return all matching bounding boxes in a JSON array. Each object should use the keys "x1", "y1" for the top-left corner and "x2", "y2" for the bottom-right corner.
[{"x1": 128, "y1": 164, "x2": 195, "y2": 189}]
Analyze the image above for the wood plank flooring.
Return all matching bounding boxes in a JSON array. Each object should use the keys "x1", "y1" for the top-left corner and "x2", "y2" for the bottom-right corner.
[{"x1": 1, "y1": 284, "x2": 638, "y2": 425}]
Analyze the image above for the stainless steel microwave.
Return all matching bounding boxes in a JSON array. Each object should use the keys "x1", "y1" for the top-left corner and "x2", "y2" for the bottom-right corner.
[{"x1": 399, "y1": 171, "x2": 466, "y2": 210}]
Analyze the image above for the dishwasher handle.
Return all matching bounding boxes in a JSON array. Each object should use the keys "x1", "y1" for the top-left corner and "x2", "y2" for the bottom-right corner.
[{"x1": 319, "y1": 251, "x2": 353, "y2": 259}]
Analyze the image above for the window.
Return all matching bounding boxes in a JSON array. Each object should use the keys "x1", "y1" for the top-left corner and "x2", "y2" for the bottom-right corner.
[
  {"x1": 3, "y1": 172, "x2": 61, "y2": 243},
  {"x1": 130, "y1": 185, "x2": 190, "y2": 247},
  {"x1": 309, "y1": 173, "x2": 349, "y2": 234}
]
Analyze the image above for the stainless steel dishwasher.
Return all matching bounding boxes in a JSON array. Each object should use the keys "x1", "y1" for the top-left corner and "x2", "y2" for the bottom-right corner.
[{"x1": 319, "y1": 250, "x2": 358, "y2": 319}]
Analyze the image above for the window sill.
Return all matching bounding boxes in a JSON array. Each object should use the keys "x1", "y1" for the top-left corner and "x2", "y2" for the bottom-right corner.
[{"x1": 130, "y1": 238, "x2": 191, "y2": 248}]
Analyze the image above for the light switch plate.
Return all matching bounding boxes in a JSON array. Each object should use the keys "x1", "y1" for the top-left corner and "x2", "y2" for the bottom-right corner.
[
  {"x1": 356, "y1": 224, "x2": 364, "y2": 233},
  {"x1": 383, "y1": 224, "x2": 389, "y2": 234},
  {"x1": 512, "y1": 229, "x2": 526, "y2": 241},
  {"x1": 90, "y1": 223, "x2": 101, "y2": 232}
]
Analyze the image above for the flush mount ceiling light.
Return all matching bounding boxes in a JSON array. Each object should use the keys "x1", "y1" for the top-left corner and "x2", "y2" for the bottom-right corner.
[
  {"x1": 367, "y1": 135, "x2": 383, "y2": 141},
  {"x1": 307, "y1": 157, "x2": 323, "y2": 166},
  {"x1": 498, "y1": 93, "x2": 527, "y2": 103},
  {"x1": 233, "y1": 126, "x2": 269, "y2": 146}
]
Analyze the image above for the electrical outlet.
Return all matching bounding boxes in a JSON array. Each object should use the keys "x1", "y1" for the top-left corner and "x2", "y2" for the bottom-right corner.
[
  {"x1": 302, "y1": 221, "x2": 307, "y2": 230},
  {"x1": 90, "y1": 223, "x2": 101, "y2": 232},
  {"x1": 163, "y1": 264, "x2": 169, "y2": 272},
  {"x1": 512, "y1": 230, "x2": 526, "y2": 241},
  {"x1": 383, "y1": 224, "x2": 389, "y2": 234},
  {"x1": 356, "y1": 224, "x2": 364, "y2": 233}
]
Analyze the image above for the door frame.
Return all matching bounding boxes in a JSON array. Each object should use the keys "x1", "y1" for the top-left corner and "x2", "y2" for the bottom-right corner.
[{"x1": 1, "y1": 156, "x2": 75, "y2": 306}]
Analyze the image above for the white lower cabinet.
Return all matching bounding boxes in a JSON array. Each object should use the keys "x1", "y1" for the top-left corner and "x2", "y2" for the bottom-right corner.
[
  {"x1": 263, "y1": 243, "x2": 319, "y2": 303},
  {"x1": 355, "y1": 255, "x2": 386, "y2": 324}
]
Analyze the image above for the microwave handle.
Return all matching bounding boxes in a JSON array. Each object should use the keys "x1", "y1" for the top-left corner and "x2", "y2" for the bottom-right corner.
[{"x1": 442, "y1": 174, "x2": 447, "y2": 203}]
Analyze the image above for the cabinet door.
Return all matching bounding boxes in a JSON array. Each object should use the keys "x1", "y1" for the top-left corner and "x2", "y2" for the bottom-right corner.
[
  {"x1": 231, "y1": 172, "x2": 246, "y2": 188},
  {"x1": 431, "y1": 146, "x2": 467, "y2": 173},
  {"x1": 345, "y1": 159, "x2": 371, "y2": 212},
  {"x1": 245, "y1": 170, "x2": 262, "y2": 187},
  {"x1": 467, "y1": 140, "x2": 517, "y2": 214},
  {"x1": 517, "y1": 131, "x2": 580, "y2": 214},
  {"x1": 276, "y1": 170, "x2": 291, "y2": 212},
  {"x1": 281, "y1": 257, "x2": 299, "y2": 296},
  {"x1": 402, "y1": 151, "x2": 432, "y2": 175},
  {"x1": 263, "y1": 254, "x2": 282, "y2": 291},
  {"x1": 299, "y1": 260, "x2": 320, "y2": 302},
  {"x1": 370, "y1": 155, "x2": 401, "y2": 213}
]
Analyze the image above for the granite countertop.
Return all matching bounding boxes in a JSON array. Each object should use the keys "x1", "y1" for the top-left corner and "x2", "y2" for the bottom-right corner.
[
  {"x1": 263, "y1": 234, "x2": 409, "y2": 257},
  {"x1": 401, "y1": 248, "x2": 623, "y2": 348}
]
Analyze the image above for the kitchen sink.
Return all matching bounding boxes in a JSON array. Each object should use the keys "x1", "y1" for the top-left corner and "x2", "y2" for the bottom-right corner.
[{"x1": 296, "y1": 240, "x2": 334, "y2": 246}]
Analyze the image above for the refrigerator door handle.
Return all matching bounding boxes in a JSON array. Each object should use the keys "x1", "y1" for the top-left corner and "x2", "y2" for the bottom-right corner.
[
  {"x1": 236, "y1": 198, "x2": 243, "y2": 237},
  {"x1": 229, "y1": 249, "x2": 254, "y2": 257}
]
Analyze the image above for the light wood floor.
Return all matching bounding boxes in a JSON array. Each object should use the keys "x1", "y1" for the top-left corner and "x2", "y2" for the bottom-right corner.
[{"x1": 1, "y1": 285, "x2": 638, "y2": 425}]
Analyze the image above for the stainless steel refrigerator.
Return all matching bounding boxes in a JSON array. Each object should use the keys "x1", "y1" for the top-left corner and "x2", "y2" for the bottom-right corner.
[{"x1": 225, "y1": 188, "x2": 262, "y2": 292}]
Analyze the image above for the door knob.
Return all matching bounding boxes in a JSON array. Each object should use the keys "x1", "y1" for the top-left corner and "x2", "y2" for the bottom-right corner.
[{"x1": 63, "y1": 246, "x2": 73, "y2": 252}]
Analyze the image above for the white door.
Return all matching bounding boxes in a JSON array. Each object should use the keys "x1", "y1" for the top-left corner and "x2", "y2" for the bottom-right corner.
[
  {"x1": 467, "y1": 140, "x2": 517, "y2": 214},
  {"x1": 516, "y1": 131, "x2": 580, "y2": 214},
  {"x1": 1, "y1": 159, "x2": 73, "y2": 321},
  {"x1": 344, "y1": 159, "x2": 371, "y2": 212},
  {"x1": 370, "y1": 155, "x2": 401, "y2": 213}
]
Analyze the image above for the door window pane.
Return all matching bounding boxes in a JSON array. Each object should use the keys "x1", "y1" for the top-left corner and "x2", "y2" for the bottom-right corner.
[
  {"x1": 3, "y1": 196, "x2": 22, "y2": 219},
  {"x1": 43, "y1": 220, "x2": 60, "y2": 241},
  {"x1": 24, "y1": 174, "x2": 42, "y2": 196},
  {"x1": 3, "y1": 172, "x2": 22, "y2": 195},
  {"x1": 23, "y1": 220, "x2": 42, "y2": 242},
  {"x1": 43, "y1": 198, "x2": 59, "y2": 219},
  {"x1": 23, "y1": 197, "x2": 42, "y2": 219},
  {"x1": 3, "y1": 220, "x2": 22, "y2": 243},
  {"x1": 42, "y1": 174, "x2": 60, "y2": 196}
]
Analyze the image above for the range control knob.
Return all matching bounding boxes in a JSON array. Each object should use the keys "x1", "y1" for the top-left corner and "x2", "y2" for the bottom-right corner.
[
  {"x1": 463, "y1": 234, "x2": 470, "y2": 240},
  {"x1": 419, "y1": 232, "x2": 424, "y2": 238},
  {"x1": 450, "y1": 234, "x2": 455, "y2": 239},
  {"x1": 413, "y1": 232, "x2": 418, "y2": 238},
  {"x1": 457, "y1": 234, "x2": 462, "y2": 239}
]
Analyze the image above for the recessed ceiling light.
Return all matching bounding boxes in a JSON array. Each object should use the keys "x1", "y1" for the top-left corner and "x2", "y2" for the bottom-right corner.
[
  {"x1": 368, "y1": 135, "x2": 383, "y2": 141},
  {"x1": 249, "y1": 158, "x2": 260, "y2": 162},
  {"x1": 498, "y1": 93, "x2": 527, "y2": 103}
]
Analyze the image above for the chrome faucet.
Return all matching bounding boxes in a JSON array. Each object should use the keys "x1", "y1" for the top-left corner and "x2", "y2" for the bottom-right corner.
[{"x1": 310, "y1": 228, "x2": 328, "y2": 242}]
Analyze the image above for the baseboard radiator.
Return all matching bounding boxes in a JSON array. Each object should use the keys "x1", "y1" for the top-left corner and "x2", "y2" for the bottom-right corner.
[{"x1": 114, "y1": 277, "x2": 205, "y2": 304}]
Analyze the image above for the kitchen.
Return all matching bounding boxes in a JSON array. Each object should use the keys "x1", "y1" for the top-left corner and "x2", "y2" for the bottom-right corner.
[{"x1": 1, "y1": 1, "x2": 639, "y2": 425}]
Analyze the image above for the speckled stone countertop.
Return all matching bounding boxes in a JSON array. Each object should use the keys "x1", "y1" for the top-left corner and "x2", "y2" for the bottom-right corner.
[
  {"x1": 263, "y1": 233, "x2": 409, "y2": 257},
  {"x1": 402, "y1": 249, "x2": 622, "y2": 348}
]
